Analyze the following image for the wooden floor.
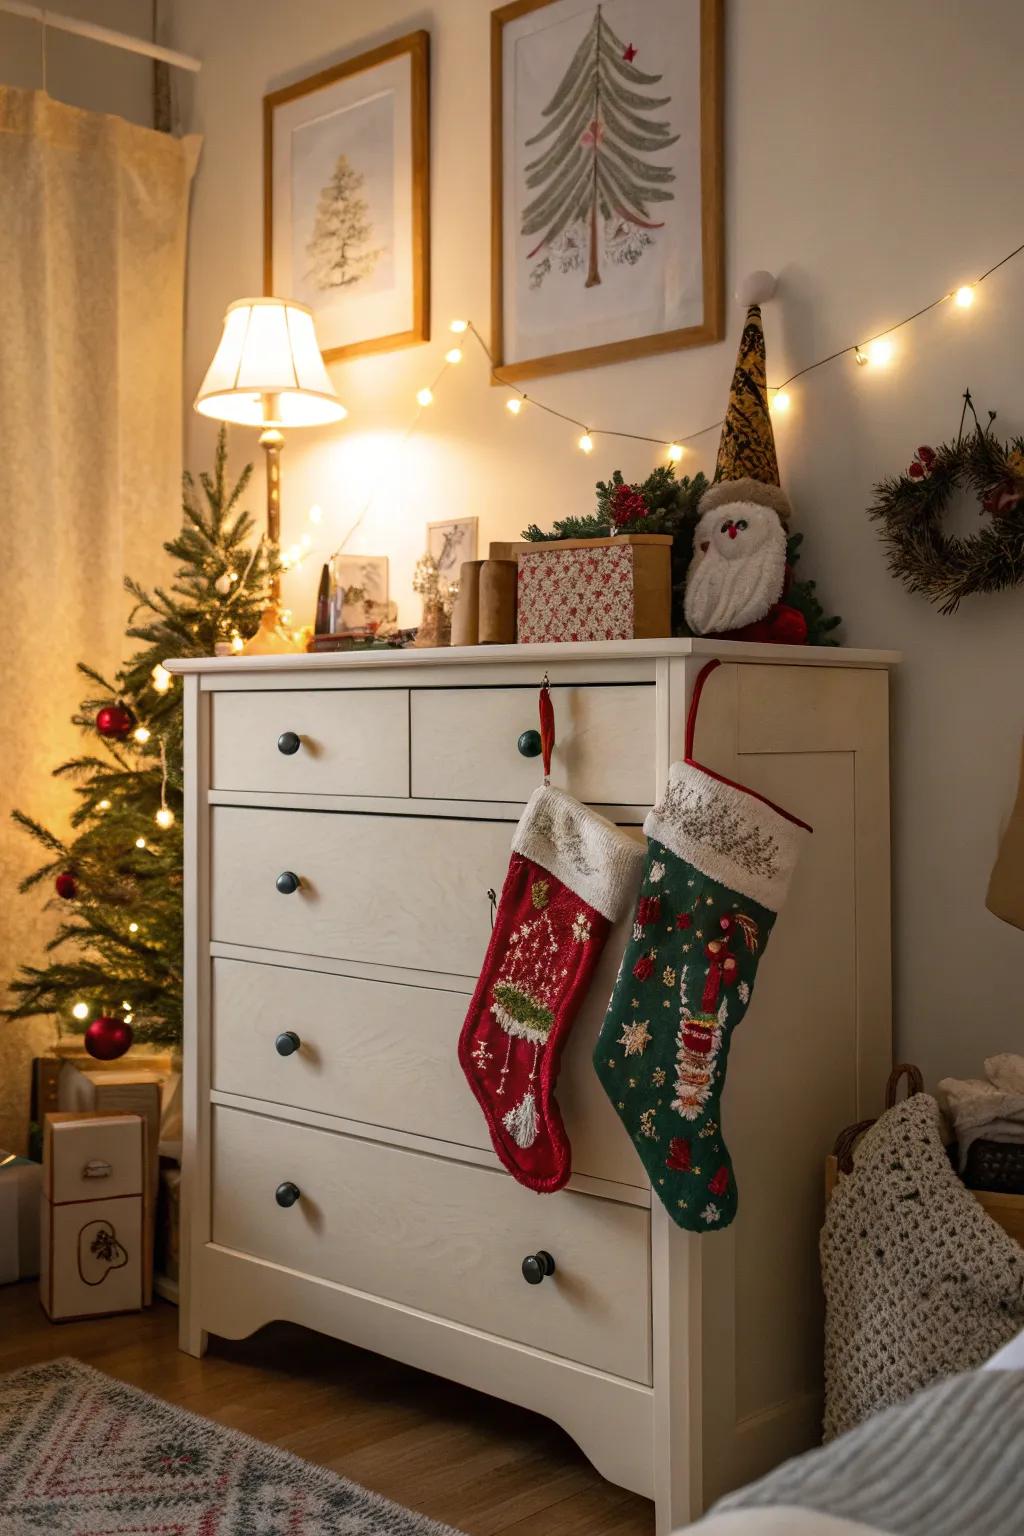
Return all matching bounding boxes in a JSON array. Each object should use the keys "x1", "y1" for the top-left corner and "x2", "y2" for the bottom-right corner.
[{"x1": 0, "y1": 1281, "x2": 654, "y2": 1535}]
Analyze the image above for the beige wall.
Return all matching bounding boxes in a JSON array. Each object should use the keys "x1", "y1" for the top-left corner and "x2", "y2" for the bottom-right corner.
[
  {"x1": 0, "y1": 0, "x2": 155, "y2": 124},
  {"x1": 169, "y1": 0, "x2": 1024, "y2": 1089}
]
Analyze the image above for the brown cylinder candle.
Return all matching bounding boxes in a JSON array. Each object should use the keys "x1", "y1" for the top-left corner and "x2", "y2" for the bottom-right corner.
[
  {"x1": 478, "y1": 559, "x2": 518, "y2": 644},
  {"x1": 450, "y1": 560, "x2": 484, "y2": 647}
]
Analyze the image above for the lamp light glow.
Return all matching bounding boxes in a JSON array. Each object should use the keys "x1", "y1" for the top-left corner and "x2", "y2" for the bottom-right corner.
[
  {"x1": 865, "y1": 338, "x2": 894, "y2": 367},
  {"x1": 193, "y1": 298, "x2": 346, "y2": 428},
  {"x1": 72, "y1": 1001, "x2": 89, "y2": 1021}
]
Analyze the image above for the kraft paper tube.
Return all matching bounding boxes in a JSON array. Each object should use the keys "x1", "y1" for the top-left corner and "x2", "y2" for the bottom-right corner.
[
  {"x1": 478, "y1": 559, "x2": 517, "y2": 644},
  {"x1": 451, "y1": 560, "x2": 484, "y2": 646}
]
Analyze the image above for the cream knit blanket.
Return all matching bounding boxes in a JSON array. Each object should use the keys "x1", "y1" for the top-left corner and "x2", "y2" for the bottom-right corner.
[{"x1": 820, "y1": 1093, "x2": 1024, "y2": 1439}]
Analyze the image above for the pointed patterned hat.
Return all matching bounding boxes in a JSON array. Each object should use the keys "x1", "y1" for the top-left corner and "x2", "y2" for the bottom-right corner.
[{"x1": 701, "y1": 280, "x2": 790, "y2": 522}]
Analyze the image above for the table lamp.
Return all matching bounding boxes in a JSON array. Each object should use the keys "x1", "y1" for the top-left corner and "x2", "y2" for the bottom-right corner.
[{"x1": 194, "y1": 297, "x2": 347, "y2": 652}]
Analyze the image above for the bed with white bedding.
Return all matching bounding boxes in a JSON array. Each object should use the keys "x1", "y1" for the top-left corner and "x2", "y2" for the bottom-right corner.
[{"x1": 687, "y1": 1344, "x2": 1024, "y2": 1536}]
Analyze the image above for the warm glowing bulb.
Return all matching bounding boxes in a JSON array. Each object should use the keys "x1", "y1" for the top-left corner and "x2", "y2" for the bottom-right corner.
[
  {"x1": 122, "y1": 1000, "x2": 131, "y2": 1010},
  {"x1": 133, "y1": 726, "x2": 151, "y2": 744},
  {"x1": 128, "y1": 922, "x2": 139, "y2": 933},
  {"x1": 97, "y1": 799, "x2": 111, "y2": 811},
  {"x1": 449, "y1": 319, "x2": 468, "y2": 334},
  {"x1": 155, "y1": 806, "x2": 175, "y2": 829},
  {"x1": 953, "y1": 285, "x2": 975, "y2": 309},
  {"x1": 125, "y1": 1013, "x2": 134, "y2": 1024},
  {"x1": 308, "y1": 503, "x2": 323, "y2": 524},
  {"x1": 135, "y1": 837, "x2": 146, "y2": 849},
  {"x1": 301, "y1": 532, "x2": 311, "y2": 550},
  {"x1": 72, "y1": 1001, "x2": 89, "y2": 1021},
  {"x1": 667, "y1": 442, "x2": 684, "y2": 463},
  {"x1": 506, "y1": 397, "x2": 523, "y2": 416},
  {"x1": 229, "y1": 571, "x2": 238, "y2": 582},
  {"x1": 578, "y1": 433, "x2": 594, "y2": 454},
  {"x1": 151, "y1": 664, "x2": 172, "y2": 693},
  {"x1": 855, "y1": 347, "x2": 868, "y2": 366},
  {"x1": 445, "y1": 347, "x2": 463, "y2": 365},
  {"x1": 770, "y1": 389, "x2": 791, "y2": 414},
  {"x1": 231, "y1": 634, "x2": 244, "y2": 653},
  {"x1": 865, "y1": 338, "x2": 893, "y2": 367},
  {"x1": 417, "y1": 387, "x2": 434, "y2": 407}
]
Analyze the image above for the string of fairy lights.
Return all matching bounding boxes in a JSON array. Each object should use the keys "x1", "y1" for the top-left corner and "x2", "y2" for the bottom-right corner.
[{"x1": 271, "y1": 237, "x2": 1024, "y2": 572}]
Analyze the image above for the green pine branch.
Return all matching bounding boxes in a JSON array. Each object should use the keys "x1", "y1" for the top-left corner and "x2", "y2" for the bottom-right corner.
[{"x1": 4, "y1": 426, "x2": 272, "y2": 1046}]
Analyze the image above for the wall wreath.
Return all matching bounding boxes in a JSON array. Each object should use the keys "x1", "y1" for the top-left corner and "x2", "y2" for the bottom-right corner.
[{"x1": 868, "y1": 394, "x2": 1024, "y2": 613}]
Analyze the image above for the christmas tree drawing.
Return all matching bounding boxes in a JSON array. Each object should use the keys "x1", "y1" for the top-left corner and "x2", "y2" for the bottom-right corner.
[
  {"x1": 306, "y1": 153, "x2": 383, "y2": 291},
  {"x1": 521, "y1": 5, "x2": 678, "y2": 290}
]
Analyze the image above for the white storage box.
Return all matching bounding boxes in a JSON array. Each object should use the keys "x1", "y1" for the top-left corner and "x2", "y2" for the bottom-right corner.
[{"x1": 40, "y1": 1112, "x2": 145, "y2": 1320}]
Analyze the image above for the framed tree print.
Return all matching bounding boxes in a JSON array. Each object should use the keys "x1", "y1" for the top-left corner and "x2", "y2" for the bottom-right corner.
[
  {"x1": 491, "y1": 0, "x2": 722, "y2": 380},
  {"x1": 264, "y1": 31, "x2": 430, "y2": 364}
]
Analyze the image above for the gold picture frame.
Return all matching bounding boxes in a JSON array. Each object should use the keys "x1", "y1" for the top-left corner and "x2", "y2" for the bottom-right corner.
[
  {"x1": 491, "y1": 0, "x2": 723, "y2": 381},
  {"x1": 264, "y1": 31, "x2": 430, "y2": 364}
]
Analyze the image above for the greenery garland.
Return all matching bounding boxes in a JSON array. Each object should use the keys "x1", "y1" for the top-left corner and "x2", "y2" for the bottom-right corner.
[{"x1": 868, "y1": 413, "x2": 1024, "y2": 614}]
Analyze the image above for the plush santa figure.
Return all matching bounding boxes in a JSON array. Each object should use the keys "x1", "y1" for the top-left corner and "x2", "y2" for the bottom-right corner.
[{"x1": 684, "y1": 274, "x2": 807, "y2": 644}]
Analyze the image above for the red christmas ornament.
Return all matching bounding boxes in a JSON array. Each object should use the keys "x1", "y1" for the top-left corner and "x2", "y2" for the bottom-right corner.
[
  {"x1": 95, "y1": 703, "x2": 135, "y2": 740},
  {"x1": 767, "y1": 605, "x2": 809, "y2": 646},
  {"x1": 632, "y1": 953, "x2": 655, "y2": 981},
  {"x1": 709, "y1": 1165, "x2": 730, "y2": 1197},
  {"x1": 84, "y1": 1016, "x2": 133, "y2": 1061},
  {"x1": 666, "y1": 1137, "x2": 692, "y2": 1173},
  {"x1": 55, "y1": 872, "x2": 77, "y2": 900}
]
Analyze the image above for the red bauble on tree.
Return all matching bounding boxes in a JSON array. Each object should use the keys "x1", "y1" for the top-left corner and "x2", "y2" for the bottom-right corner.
[
  {"x1": 54, "y1": 872, "x2": 77, "y2": 900},
  {"x1": 84, "y1": 1016, "x2": 133, "y2": 1061},
  {"x1": 95, "y1": 703, "x2": 135, "y2": 739}
]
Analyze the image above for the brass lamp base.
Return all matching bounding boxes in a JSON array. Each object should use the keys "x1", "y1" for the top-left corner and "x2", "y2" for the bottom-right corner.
[{"x1": 242, "y1": 601, "x2": 305, "y2": 655}]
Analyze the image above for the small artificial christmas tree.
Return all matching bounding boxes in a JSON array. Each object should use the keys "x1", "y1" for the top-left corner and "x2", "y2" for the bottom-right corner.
[
  {"x1": 306, "y1": 153, "x2": 383, "y2": 291},
  {"x1": 3, "y1": 428, "x2": 273, "y2": 1052}
]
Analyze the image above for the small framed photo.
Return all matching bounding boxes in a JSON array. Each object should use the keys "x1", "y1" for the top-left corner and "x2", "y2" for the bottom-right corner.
[
  {"x1": 491, "y1": 0, "x2": 723, "y2": 381},
  {"x1": 331, "y1": 555, "x2": 390, "y2": 630},
  {"x1": 427, "y1": 517, "x2": 479, "y2": 579},
  {"x1": 264, "y1": 31, "x2": 430, "y2": 363}
]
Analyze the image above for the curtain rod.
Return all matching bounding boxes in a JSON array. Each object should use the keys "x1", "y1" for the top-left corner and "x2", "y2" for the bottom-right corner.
[{"x1": 0, "y1": 0, "x2": 202, "y2": 72}]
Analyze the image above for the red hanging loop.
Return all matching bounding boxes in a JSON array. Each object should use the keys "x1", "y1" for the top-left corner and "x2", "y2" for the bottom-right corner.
[{"x1": 538, "y1": 674, "x2": 555, "y2": 785}]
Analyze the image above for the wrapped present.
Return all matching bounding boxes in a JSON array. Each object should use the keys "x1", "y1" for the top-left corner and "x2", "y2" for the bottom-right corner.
[
  {"x1": 0, "y1": 1152, "x2": 42, "y2": 1283},
  {"x1": 512, "y1": 534, "x2": 672, "y2": 644}
]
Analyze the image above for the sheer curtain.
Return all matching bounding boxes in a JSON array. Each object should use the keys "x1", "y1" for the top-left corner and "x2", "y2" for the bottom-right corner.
[{"x1": 0, "y1": 88, "x2": 200, "y2": 1150}]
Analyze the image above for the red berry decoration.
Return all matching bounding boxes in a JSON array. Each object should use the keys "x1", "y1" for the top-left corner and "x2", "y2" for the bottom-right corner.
[
  {"x1": 54, "y1": 872, "x2": 77, "y2": 900},
  {"x1": 95, "y1": 703, "x2": 135, "y2": 740},
  {"x1": 84, "y1": 1016, "x2": 133, "y2": 1061}
]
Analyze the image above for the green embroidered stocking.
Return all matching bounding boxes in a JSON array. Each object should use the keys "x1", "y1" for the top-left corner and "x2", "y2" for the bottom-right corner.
[{"x1": 594, "y1": 661, "x2": 811, "y2": 1231}]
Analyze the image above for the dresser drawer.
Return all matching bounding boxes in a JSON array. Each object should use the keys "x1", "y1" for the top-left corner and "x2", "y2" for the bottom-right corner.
[
  {"x1": 210, "y1": 808, "x2": 510, "y2": 974},
  {"x1": 211, "y1": 1104, "x2": 651, "y2": 1382},
  {"x1": 210, "y1": 689, "x2": 409, "y2": 797},
  {"x1": 410, "y1": 685, "x2": 655, "y2": 804},
  {"x1": 210, "y1": 955, "x2": 646, "y2": 1188}
]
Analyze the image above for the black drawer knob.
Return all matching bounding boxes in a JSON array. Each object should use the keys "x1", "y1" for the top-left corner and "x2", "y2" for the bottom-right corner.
[
  {"x1": 276, "y1": 870, "x2": 300, "y2": 895},
  {"x1": 277, "y1": 731, "x2": 301, "y2": 755},
  {"x1": 517, "y1": 729, "x2": 542, "y2": 759},
  {"x1": 275, "y1": 1031, "x2": 301, "y2": 1057},
  {"x1": 275, "y1": 1181, "x2": 301, "y2": 1208},
  {"x1": 521, "y1": 1250, "x2": 556, "y2": 1285}
]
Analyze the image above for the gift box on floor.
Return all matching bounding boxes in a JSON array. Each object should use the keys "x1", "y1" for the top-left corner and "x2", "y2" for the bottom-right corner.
[
  {"x1": 0, "y1": 1152, "x2": 42, "y2": 1283},
  {"x1": 40, "y1": 1112, "x2": 146, "y2": 1320}
]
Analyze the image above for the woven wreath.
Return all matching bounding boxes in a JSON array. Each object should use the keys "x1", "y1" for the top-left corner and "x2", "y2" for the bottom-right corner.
[{"x1": 869, "y1": 425, "x2": 1024, "y2": 613}]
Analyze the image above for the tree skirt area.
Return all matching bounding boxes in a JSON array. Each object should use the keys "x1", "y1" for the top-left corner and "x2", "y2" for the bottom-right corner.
[{"x1": 0, "y1": 1357, "x2": 465, "y2": 1535}]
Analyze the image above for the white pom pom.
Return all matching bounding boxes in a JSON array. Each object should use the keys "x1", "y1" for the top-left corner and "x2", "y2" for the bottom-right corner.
[{"x1": 736, "y1": 270, "x2": 777, "y2": 306}]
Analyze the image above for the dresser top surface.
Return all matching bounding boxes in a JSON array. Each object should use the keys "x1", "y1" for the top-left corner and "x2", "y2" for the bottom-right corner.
[{"x1": 165, "y1": 636, "x2": 899, "y2": 677}]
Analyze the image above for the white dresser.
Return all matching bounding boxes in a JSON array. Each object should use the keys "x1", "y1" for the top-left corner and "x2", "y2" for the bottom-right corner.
[{"x1": 168, "y1": 638, "x2": 896, "y2": 1532}]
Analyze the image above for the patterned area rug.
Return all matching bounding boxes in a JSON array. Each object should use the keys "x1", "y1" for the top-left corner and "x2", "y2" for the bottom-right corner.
[{"x1": 0, "y1": 1357, "x2": 464, "y2": 1535}]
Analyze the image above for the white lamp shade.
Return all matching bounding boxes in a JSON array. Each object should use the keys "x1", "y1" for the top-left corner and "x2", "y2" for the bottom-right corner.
[{"x1": 194, "y1": 298, "x2": 347, "y2": 428}]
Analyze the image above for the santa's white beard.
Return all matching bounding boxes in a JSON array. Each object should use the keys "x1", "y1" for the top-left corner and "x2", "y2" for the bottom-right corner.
[{"x1": 684, "y1": 511, "x2": 787, "y2": 635}]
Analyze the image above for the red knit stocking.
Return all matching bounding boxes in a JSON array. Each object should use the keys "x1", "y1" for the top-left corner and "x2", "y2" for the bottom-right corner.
[{"x1": 459, "y1": 785, "x2": 643, "y2": 1192}]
